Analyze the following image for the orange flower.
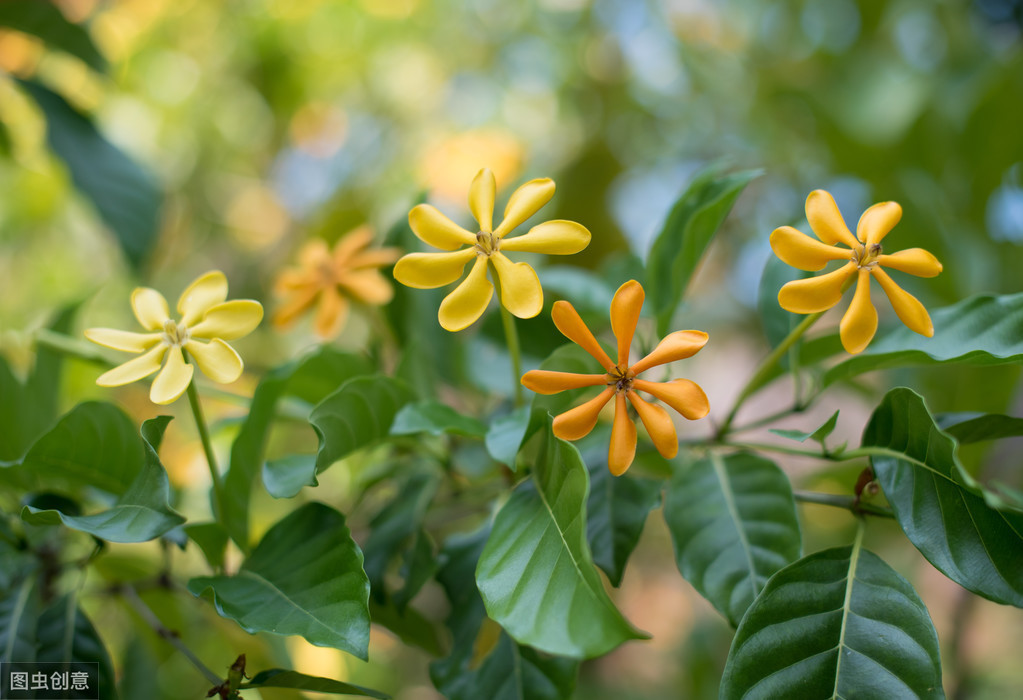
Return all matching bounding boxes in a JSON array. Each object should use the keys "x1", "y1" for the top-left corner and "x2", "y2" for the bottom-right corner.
[
  {"x1": 521, "y1": 280, "x2": 710, "y2": 475},
  {"x1": 273, "y1": 226, "x2": 400, "y2": 339}
]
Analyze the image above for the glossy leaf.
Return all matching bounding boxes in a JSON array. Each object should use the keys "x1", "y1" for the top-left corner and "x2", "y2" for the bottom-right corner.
[
  {"x1": 36, "y1": 597, "x2": 118, "y2": 700},
  {"x1": 936, "y1": 411, "x2": 1023, "y2": 444},
  {"x1": 484, "y1": 405, "x2": 533, "y2": 468},
  {"x1": 758, "y1": 252, "x2": 812, "y2": 350},
  {"x1": 261, "y1": 454, "x2": 317, "y2": 499},
  {"x1": 241, "y1": 669, "x2": 388, "y2": 698},
  {"x1": 664, "y1": 453, "x2": 801, "y2": 627},
  {"x1": 0, "y1": 2, "x2": 106, "y2": 71},
  {"x1": 721, "y1": 542, "x2": 944, "y2": 699},
  {"x1": 188, "y1": 502, "x2": 371, "y2": 659},
  {"x1": 770, "y1": 410, "x2": 839, "y2": 446},
  {"x1": 391, "y1": 400, "x2": 487, "y2": 438},
  {"x1": 184, "y1": 522, "x2": 229, "y2": 571}
]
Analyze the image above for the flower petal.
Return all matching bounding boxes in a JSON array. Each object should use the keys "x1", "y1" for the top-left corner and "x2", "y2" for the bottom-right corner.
[
  {"x1": 608, "y1": 392, "x2": 637, "y2": 476},
  {"x1": 552, "y1": 387, "x2": 614, "y2": 440},
  {"x1": 839, "y1": 270, "x2": 878, "y2": 355},
  {"x1": 150, "y1": 347, "x2": 193, "y2": 405},
  {"x1": 469, "y1": 168, "x2": 496, "y2": 233},
  {"x1": 393, "y1": 249, "x2": 477, "y2": 289},
  {"x1": 806, "y1": 190, "x2": 859, "y2": 248},
  {"x1": 490, "y1": 253, "x2": 542, "y2": 319},
  {"x1": 131, "y1": 287, "x2": 170, "y2": 331},
  {"x1": 331, "y1": 226, "x2": 374, "y2": 267},
  {"x1": 95, "y1": 345, "x2": 166, "y2": 387},
  {"x1": 878, "y1": 248, "x2": 942, "y2": 278},
  {"x1": 349, "y1": 247, "x2": 401, "y2": 269},
  {"x1": 521, "y1": 370, "x2": 607, "y2": 395},
  {"x1": 551, "y1": 300, "x2": 615, "y2": 371},
  {"x1": 610, "y1": 280, "x2": 644, "y2": 367},
  {"x1": 338, "y1": 269, "x2": 394, "y2": 306},
  {"x1": 299, "y1": 239, "x2": 331, "y2": 269},
  {"x1": 178, "y1": 271, "x2": 228, "y2": 327},
  {"x1": 628, "y1": 391, "x2": 678, "y2": 459},
  {"x1": 409, "y1": 204, "x2": 476, "y2": 251},
  {"x1": 274, "y1": 269, "x2": 313, "y2": 294},
  {"x1": 769, "y1": 225, "x2": 851, "y2": 271},
  {"x1": 777, "y1": 262, "x2": 855, "y2": 314},
  {"x1": 630, "y1": 330, "x2": 709, "y2": 375},
  {"x1": 85, "y1": 328, "x2": 161, "y2": 353},
  {"x1": 632, "y1": 378, "x2": 709, "y2": 420},
  {"x1": 314, "y1": 285, "x2": 349, "y2": 339},
  {"x1": 494, "y1": 178, "x2": 555, "y2": 238},
  {"x1": 498, "y1": 220, "x2": 591, "y2": 255},
  {"x1": 190, "y1": 300, "x2": 263, "y2": 340},
  {"x1": 185, "y1": 339, "x2": 243, "y2": 384},
  {"x1": 857, "y1": 201, "x2": 902, "y2": 246},
  {"x1": 873, "y1": 268, "x2": 934, "y2": 337},
  {"x1": 438, "y1": 257, "x2": 494, "y2": 331},
  {"x1": 273, "y1": 287, "x2": 320, "y2": 329}
]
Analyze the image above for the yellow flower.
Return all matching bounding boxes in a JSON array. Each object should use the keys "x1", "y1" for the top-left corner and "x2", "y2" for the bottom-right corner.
[
  {"x1": 521, "y1": 280, "x2": 710, "y2": 476},
  {"x1": 393, "y1": 168, "x2": 591, "y2": 331},
  {"x1": 771, "y1": 190, "x2": 943, "y2": 354},
  {"x1": 273, "y1": 226, "x2": 401, "y2": 339},
  {"x1": 85, "y1": 271, "x2": 263, "y2": 405}
]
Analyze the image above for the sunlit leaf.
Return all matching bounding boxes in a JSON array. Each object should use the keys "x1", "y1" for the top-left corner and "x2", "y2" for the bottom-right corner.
[
  {"x1": 240, "y1": 669, "x2": 388, "y2": 698},
  {"x1": 0, "y1": 2, "x2": 106, "y2": 72}
]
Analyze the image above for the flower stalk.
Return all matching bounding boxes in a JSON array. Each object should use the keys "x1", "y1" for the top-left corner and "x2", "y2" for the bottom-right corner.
[{"x1": 186, "y1": 376, "x2": 226, "y2": 520}]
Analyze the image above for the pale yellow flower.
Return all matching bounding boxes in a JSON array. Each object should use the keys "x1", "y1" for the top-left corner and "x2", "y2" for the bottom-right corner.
[{"x1": 85, "y1": 271, "x2": 263, "y2": 404}]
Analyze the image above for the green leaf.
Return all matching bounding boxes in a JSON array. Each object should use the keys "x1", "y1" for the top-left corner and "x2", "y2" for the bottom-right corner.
[
  {"x1": 1, "y1": 578, "x2": 39, "y2": 664},
  {"x1": 720, "y1": 541, "x2": 944, "y2": 699},
  {"x1": 369, "y1": 598, "x2": 446, "y2": 658},
  {"x1": 390, "y1": 400, "x2": 487, "y2": 438},
  {"x1": 261, "y1": 454, "x2": 317, "y2": 499},
  {"x1": 770, "y1": 410, "x2": 839, "y2": 446},
  {"x1": 484, "y1": 405, "x2": 533, "y2": 468},
  {"x1": 19, "y1": 80, "x2": 162, "y2": 270},
  {"x1": 240, "y1": 669, "x2": 389, "y2": 698},
  {"x1": 825, "y1": 293, "x2": 1023, "y2": 386},
  {"x1": 936, "y1": 412, "x2": 1023, "y2": 444},
  {"x1": 862, "y1": 388, "x2": 1023, "y2": 606},
  {"x1": 393, "y1": 529, "x2": 437, "y2": 610},
  {"x1": 539, "y1": 265, "x2": 617, "y2": 316},
  {"x1": 188, "y1": 502, "x2": 371, "y2": 659},
  {"x1": 22, "y1": 416, "x2": 185, "y2": 543},
  {"x1": 758, "y1": 253, "x2": 812, "y2": 350},
  {"x1": 646, "y1": 164, "x2": 762, "y2": 335},
  {"x1": 36, "y1": 597, "x2": 118, "y2": 700},
  {"x1": 0, "y1": 2, "x2": 106, "y2": 72},
  {"x1": 476, "y1": 417, "x2": 646, "y2": 658},
  {"x1": 664, "y1": 453, "x2": 801, "y2": 627},
  {"x1": 183, "y1": 522, "x2": 229, "y2": 571}
]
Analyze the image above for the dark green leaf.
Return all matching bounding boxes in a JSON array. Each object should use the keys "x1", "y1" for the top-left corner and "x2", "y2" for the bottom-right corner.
[
  {"x1": 863, "y1": 388, "x2": 1023, "y2": 606},
  {"x1": 390, "y1": 400, "x2": 487, "y2": 438},
  {"x1": 0, "y1": 578, "x2": 39, "y2": 664},
  {"x1": 0, "y1": 2, "x2": 106, "y2": 71},
  {"x1": 188, "y1": 502, "x2": 371, "y2": 659},
  {"x1": 36, "y1": 597, "x2": 118, "y2": 700},
  {"x1": 484, "y1": 405, "x2": 532, "y2": 468},
  {"x1": 240, "y1": 669, "x2": 388, "y2": 698},
  {"x1": 369, "y1": 598, "x2": 446, "y2": 657},
  {"x1": 721, "y1": 542, "x2": 944, "y2": 699},
  {"x1": 393, "y1": 529, "x2": 437, "y2": 610},
  {"x1": 183, "y1": 522, "x2": 229, "y2": 571},
  {"x1": 664, "y1": 453, "x2": 801, "y2": 627},
  {"x1": 261, "y1": 454, "x2": 317, "y2": 499},
  {"x1": 758, "y1": 252, "x2": 812, "y2": 349},
  {"x1": 936, "y1": 412, "x2": 1023, "y2": 444},
  {"x1": 770, "y1": 410, "x2": 839, "y2": 446}
]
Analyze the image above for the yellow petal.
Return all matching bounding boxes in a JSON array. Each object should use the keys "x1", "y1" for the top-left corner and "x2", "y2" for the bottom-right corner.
[
  {"x1": 839, "y1": 270, "x2": 878, "y2": 355},
  {"x1": 633, "y1": 378, "x2": 709, "y2": 420},
  {"x1": 553, "y1": 387, "x2": 615, "y2": 441},
  {"x1": 131, "y1": 287, "x2": 170, "y2": 331},
  {"x1": 338, "y1": 269, "x2": 394, "y2": 306},
  {"x1": 190, "y1": 300, "x2": 263, "y2": 340},
  {"x1": 150, "y1": 347, "x2": 193, "y2": 405},
  {"x1": 490, "y1": 253, "x2": 542, "y2": 319},
  {"x1": 438, "y1": 257, "x2": 494, "y2": 331},
  {"x1": 630, "y1": 330, "x2": 708, "y2": 375},
  {"x1": 857, "y1": 201, "x2": 902, "y2": 246},
  {"x1": 805, "y1": 190, "x2": 859, "y2": 248},
  {"x1": 393, "y1": 249, "x2": 477, "y2": 289},
  {"x1": 873, "y1": 268, "x2": 934, "y2": 337},
  {"x1": 494, "y1": 178, "x2": 555, "y2": 238},
  {"x1": 178, "y1": 271, "x2": 228, "y2": 327},
  {"x1": 498, "y1": 220, "x2": 591, "y2": 255},
  {"x1": 551, "y1": 300, "x2": 615, "y2": 371},
  {"x1": 628, "y1": 391, "x2": 678, "y2": 459},
  {"x1": 331, "y1": 226, "x2": 374, "y2": 267},
  {"x1": 521, "y1": 370, "x2": 607, "y2": 395},
  {"x1": 314, "y1": 285, "x2": 349, "y2": 339},
  {"x1": 409, "y1": 204, "x2": 476, "y2": 251},
  {"x1": 878, "y1": 248, "x2": 942, "y2": 278},
  {"x1": 610, "y1": 280, "x2": 644, "y2": 367},
  {"x1": 273, "y1": 287, "x2": 320, "y2": 329},
  {"x1": 778, "y1": 262, "x2": 855, "y2": 314},
  {"x1": 185, "y1": 339, "x2": 243, "y2": 384},
  {"x1": 85, "y1": 328, "x2": 161, "y2": 353},
  {"x1": 96, "y1": 345, "x2": 166, "y2": 387},
  {"x1": 769, "y1": 226, "x2": 852, "y2": 271},
  {"x1": 608, "y1": 392, "x2": 637, "y2": 476},
  {"x1": 469, "y1": 168, "x2": 496, "y2": 233}
]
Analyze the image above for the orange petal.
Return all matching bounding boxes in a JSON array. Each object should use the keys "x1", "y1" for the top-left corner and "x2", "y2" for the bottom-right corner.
[
  {"x1": 273, "y1": 287, "x2": 320, "y2": 328},
  {"x1": 274, "y1": 269, "x2": 314, "y2": 294},
  {"x1": 299, "y1": 239, "x2": 331, "y2": 268},
  {"x1": 628, "y1": 391, "x2": 678, "y2": 459},
  {"x1": 857, "y1": 201, "x2": 902, "y2": 246},
  {"x1": 610, "y1": 280, "x2": 644, "y2": 367},
  {"x1": 806, "y1": 190, "x2": 859, "y2": 248},
  {"x1": 777, "y1": 262, "x2": 855, "y2": 314},
  {"x1": 878, "y1": 248, "x2": 942, "y2": 278},
  {"x1": 521, "y1": 370, "x2": 607, "y2": 395},
  {"x1": 314, "y1": 286, "x2": 349, "y2": 339},
  {"x1": 409, "y1": 204, "x2": 476, "y2": 250},
  {"x1": 608, "y1": 392, "x2": 637, "y2": 476},
  {"x1": 630, "y1": 330, "x2": 708, "y2": 375},
  {"x1": 337, "y1": 269, "x2": 394, "y2": 306},
  {"x1": 469, "y1": 168, "x2": 496, "y2": 233},
  {"x1": 769, "y1": 226, "x2": 852, "y2": 271},
  {"x1": 551, "y1": 300, "x2": 615, "y2": 371},
  {"x1": 349, "y1": 247, "x2": 402, "y2": 269},
  {"x1": 873, "y1": 268, "x2": 934, "y2": 337},
  {"x1": 632, "y1": 378, "x2": 709, "y2": 420},
  {"x1": 494, "y1": 178, "x2": 555, "y2": 238},
  {"x1": 552, "y1": 387, "x2": 614, "y2": 440},
  {"x1": 331, "y1": 226, "x2": 374, "y2": 267},
  {"x1": 839, "y1": 270, "x2": 878, "y2": 354}
]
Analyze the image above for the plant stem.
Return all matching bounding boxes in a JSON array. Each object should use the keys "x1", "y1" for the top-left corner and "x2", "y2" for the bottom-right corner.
[
  {"x1": 725, "y1": 403, "x2": 805, "y2": 434},
  {"x1": 499, "y1": 304, "x2": 524, "y2": 407},
  {"x1": 793, "y1": 490, "x2": 894, "y2": 518},
  {"x1": 186, "y1": 379, "x2": 225, "y2": 520},
  {"x1": 720, "y1": 440, "x2": 850, "y2": 459}
]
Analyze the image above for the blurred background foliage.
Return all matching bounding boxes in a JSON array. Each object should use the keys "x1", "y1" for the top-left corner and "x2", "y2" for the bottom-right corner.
[{"x1": 2, "y1": 0, "x2": 1023, "y2": 698}]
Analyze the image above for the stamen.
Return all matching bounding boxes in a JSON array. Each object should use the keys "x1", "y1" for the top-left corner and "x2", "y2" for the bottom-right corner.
[{"x1": 475, "y1": 231, "x2": 499, "y2": 256}]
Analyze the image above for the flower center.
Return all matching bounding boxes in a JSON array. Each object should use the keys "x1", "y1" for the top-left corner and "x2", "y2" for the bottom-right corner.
[
  {"x1": 606, "y1": 364, "x2": 634, "y2": 394},
  {"x1": 853, "y1": 243, "x2": 882, "y2": 270},
  {"x1": 475, "y1": 231, "x2": 499, "y2": 257},
  {"x1": 161, "y1": 319, "x2": 190, "y2": 347}
]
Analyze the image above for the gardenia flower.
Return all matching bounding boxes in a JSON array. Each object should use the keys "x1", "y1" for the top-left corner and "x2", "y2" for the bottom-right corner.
[
  {"x1": 521, "y1": 280, "x2": 710, "y2": 476},
  {"x1": 393, "y1": 168, "x2": 591, "y2": 331},
  {"x1": 85, "y1": 271, "x2": 263, "y2": 405},
  {"x1": 771, "y1": 190, "x2": 943, "y2": 354},
  {"x1": 273, "y1": 226, "x2": 400, "y2": 339}
]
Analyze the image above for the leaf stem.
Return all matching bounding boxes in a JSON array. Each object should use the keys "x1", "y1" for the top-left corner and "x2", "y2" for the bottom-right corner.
[
  {"x1": 186, "y1": 379, "x2": 225, "y2": 520},
  {"x1": 793, "y1": 490, "x2": 894, "y2": 519}
]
